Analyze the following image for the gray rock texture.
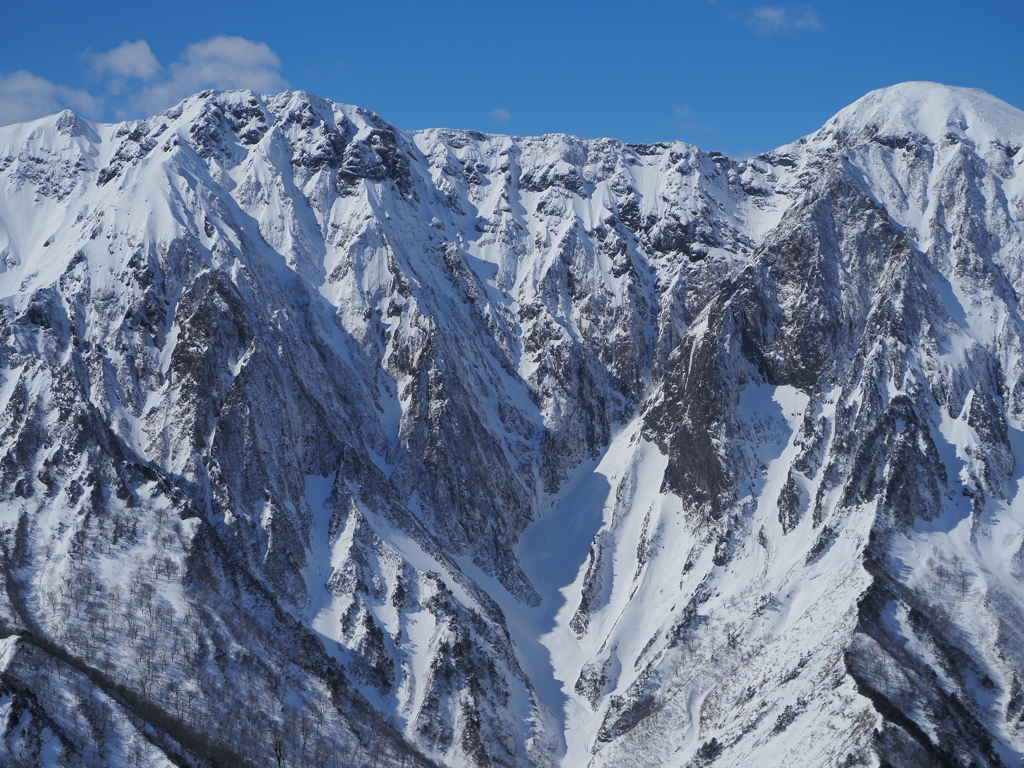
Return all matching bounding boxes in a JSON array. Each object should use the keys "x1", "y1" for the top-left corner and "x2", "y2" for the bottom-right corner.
[{"x1": 0, "y1": 82, "x2": 1022, "y2": 767}]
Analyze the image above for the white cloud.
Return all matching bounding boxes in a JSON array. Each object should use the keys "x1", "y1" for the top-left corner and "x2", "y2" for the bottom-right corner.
[
  {"x1": 747, "y1": 4, "x2": 824, "y2": 35},
  {"x1": 0, "y1": 70, "x2": 102, "y2": 127},
  {"x1": 134, "y1": 36, "x2": 287, "y2": 114},
  {"x1": 86, "y1": 40, "x2": 162, "y2": 86},
  {"x1": 0, "y1": 36, "x2": 287, "y2": 127},
  {"x1": 488, "y1": 108, "x2": 511, "y2": 123}
]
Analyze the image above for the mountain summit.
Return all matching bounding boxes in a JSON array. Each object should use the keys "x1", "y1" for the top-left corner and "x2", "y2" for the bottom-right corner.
[
  {"x1": 0, "y1": 82, "x2": 1022, "y2": 767},
  {"x1": 823, "y1": 81, "x2": 1024, "y2": 146}
]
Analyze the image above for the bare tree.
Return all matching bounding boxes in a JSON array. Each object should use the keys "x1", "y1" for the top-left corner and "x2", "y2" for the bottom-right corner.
[{"x1": 272, "y1": 737, "x2": 286, "y2": 768}]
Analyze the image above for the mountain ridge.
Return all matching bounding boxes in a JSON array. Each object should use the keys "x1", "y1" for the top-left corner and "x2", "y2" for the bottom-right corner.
[{"x1": 0, "y1": 81, "x2": 1022, "y2": 767}]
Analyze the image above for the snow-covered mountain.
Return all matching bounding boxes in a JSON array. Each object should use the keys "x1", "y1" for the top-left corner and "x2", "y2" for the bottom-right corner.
[{"x1": 0, "y1": 80, "x2": 1022, "y2": 767}]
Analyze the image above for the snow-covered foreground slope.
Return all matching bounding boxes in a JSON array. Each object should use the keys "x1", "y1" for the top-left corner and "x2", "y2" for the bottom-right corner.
[{"x1": 0, "y1": 81, "x2": 1023, "y2": 767}]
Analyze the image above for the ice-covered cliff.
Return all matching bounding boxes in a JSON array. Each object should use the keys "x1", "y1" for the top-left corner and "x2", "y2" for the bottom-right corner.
[{"x1": 0, "y1": 81, "x2": 1022, "y2": 767}]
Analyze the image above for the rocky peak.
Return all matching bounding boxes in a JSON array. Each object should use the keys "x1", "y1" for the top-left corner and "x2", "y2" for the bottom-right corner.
[{"x1": 0, "y1": 83, "x2": 1023, "y2": 768}]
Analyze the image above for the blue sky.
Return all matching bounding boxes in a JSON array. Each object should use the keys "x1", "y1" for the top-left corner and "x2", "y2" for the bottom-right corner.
[{"x1": 1, "y1": 0, "x2": 1021, "y2": 155}]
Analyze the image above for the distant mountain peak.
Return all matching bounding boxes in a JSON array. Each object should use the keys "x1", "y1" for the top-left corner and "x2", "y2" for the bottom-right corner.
[{"x1": 815, "y1": 81, "x2": 1024, "y2": 151}]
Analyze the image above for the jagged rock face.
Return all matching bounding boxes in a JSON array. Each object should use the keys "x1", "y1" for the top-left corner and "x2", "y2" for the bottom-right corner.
[{"x1": 0, "y1": 81, "x2": 1023, "y2": 767}]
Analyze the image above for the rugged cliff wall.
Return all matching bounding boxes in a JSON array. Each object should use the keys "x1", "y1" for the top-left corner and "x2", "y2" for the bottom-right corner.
[{"x1": 0, "y1": 82, "x2": 1022, "y2": 767}]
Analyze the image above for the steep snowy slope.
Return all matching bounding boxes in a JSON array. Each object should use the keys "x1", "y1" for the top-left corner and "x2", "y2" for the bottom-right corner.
[
  {"x1": 0, "y1": 82, "x2": 1021, "y2": 767},
  {"x1": 580, "y1": 82, "x2": 1024, "y2": 767}
]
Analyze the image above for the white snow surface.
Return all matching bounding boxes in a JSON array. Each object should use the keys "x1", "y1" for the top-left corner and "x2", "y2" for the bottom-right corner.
[{"x1": 1, "y1": 82, "x2": 1023, "y2": 767}]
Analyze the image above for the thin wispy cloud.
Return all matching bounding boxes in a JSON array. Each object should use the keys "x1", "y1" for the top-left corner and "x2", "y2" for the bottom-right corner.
[
  {"x1": 671, "y1": 105, "x2": 716, "y2": 133},
  {"x1": 0, "y1": 36, "x2": 288, "y2": 126},
  {"x1": 488, "y1": 108, "x2": 511, "y2": 123},
  {"x1": 747, "y1": 4, "x2": 824, "y2": 35}
]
